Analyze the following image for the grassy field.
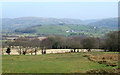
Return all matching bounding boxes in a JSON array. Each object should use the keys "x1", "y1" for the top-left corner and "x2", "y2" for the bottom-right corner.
[
  {"x1": 2, "y1": 52, "x2": 117, "y2": 73},
  {"x1": 14, "y1": 24, "x2": 116, "y2": 37},
  {"x1": 33, "y1": 25, "x2": 115, "y2": 37}
]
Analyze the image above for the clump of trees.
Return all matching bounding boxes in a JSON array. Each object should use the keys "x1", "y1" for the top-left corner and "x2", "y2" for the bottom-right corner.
[
  {"x1": 3, "y1": 37, "x2": 41, "y2": 55},
  {"x1": 3, "y1": 31, "x2": 119, "y2": 55},
  {"x1": 15, "y1": 29, "x2": 36, "y2": 33},
  {"x1": 82, "y1": 37, "x2": 99, "y2": 52},
  {"x1": 102, "y1": 31, "x2": 119, "y2": 52}
]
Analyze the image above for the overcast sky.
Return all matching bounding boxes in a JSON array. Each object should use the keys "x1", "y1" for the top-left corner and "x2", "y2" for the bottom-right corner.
[{"x1": 2, "y1": 2, "x2": 118, "y2": 20}]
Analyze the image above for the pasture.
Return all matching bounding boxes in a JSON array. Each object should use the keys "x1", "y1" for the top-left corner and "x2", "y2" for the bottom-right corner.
[{"x1": 2, "y1": 52, "x2": 118, "y2": 73}]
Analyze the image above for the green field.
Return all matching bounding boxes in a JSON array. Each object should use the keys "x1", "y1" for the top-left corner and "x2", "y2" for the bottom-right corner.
[
  {"x1": 31, "y1": 25, "x2": 116, "y2": 37},
  {"x1": 2, "y1": 52, "x2": 116, "y2": 73},
  {"x1": 13, "y1": 24, "x2": 116, "y2": 37}
]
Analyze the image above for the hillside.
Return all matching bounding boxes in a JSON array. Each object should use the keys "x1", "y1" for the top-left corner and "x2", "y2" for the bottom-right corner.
[
  {"x1": 88, "y1": 18, "x2": 118, "y2": 28},
  {"x1": 2, "y1": 17, "x2": 118, "y2": 37},
  {"x1": 14, "y1": 24, "x2": 116, "y2": 37},
  {"x1": 2, "y1": 17, "x2": 84, "y2": 30},
  {"x1": 2, "y1": 17, "x2": 118, "y2": 30}
]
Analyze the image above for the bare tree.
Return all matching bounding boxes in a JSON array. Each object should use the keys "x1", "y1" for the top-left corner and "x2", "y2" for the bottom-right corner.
[
  {"x1": 82, "y1": 37, "x2": 98, "y2": 52},
  {"x1": 104, "y1": 31, "x2": 119, "y2": 52}
]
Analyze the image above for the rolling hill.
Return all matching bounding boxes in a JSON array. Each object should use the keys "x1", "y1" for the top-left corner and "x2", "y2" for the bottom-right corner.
[
  {"x1": 2, "y1": 17, "x2": 84, "y2": 30},
  {"x1": 2, "y1": 17, "x2": 118, "y2": 37},
  {"x1": 14, "y1": 24, "x2": 116, "y2": 37},
  {"x1": 88, "y1": 18, "x2": 118, "y2": 29}
]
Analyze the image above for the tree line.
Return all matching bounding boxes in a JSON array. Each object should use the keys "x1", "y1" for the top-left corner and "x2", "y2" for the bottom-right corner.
[{"x1": 2, "y1": 31, "x2": 119, "y2": 55}]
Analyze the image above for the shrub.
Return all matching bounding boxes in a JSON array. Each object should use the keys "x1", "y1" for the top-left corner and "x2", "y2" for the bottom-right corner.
[{"x1": 6, "y1": 47, "x2": 11, "y2": 55}]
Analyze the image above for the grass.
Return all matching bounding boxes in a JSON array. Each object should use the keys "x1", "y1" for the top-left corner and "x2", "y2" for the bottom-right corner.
[
  {"x1": 2, "y1": 52, "x2": 116, "y2": 73},
  {"x1": 24, "y1": 24, "x2": 116, "y2": 37}
]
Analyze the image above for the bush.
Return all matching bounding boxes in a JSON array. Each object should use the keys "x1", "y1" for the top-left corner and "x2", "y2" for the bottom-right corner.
[{"x1": 6, "y1": 47, "x2": 11, "y2": 55}]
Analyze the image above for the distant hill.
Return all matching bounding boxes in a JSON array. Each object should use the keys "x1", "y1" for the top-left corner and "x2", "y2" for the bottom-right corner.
[
  {"x1": 2, "y1": 17, "x2": 118, "y2": 31},
  {"x1": 88, "y1": 18, "x2": 118, "y2": 29},
  {"x1": 2, "y1": 17, "x2": 118, "y2": 37},
  {"x1": 2, "y1": 17, "x2": 84, "y2": 30}
]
